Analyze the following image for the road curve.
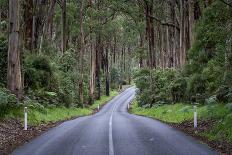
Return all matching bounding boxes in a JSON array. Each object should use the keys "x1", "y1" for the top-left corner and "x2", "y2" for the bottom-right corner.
[{"x1": 12, "y1": 87, "x2": 217, "y2": 155}]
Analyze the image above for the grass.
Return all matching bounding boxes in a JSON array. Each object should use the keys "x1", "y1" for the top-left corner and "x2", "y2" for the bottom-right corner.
[
  {"x1": 89, "y1": 90, "x2": 118, "y2": 110},
  {"x1": 4, "y1": 90, "x2": 119, "y2": 125},
  {"x1": 27, "y1": 107, "x2": 91, "y2": 125},
  {"x1": 131, "y1": 100, "x2": 232, "y2": 143}
]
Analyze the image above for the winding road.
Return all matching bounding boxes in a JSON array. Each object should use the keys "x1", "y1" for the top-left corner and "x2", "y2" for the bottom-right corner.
[{"x1": 12, "y1": 87, "x2": 217, "y2": 155}]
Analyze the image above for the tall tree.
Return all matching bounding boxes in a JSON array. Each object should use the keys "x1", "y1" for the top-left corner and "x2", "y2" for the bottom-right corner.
[
  {"x1": 88, "y1": 0, "x2": 95, "y2": 104},
  {"x1": 61, "y1": 0, "x2": 66, "y2": 53},
  {"x1": 79, "y1": 0, "x2": 84, "y2": 104},
  {"x1": 7, "y1": 0, "x2": 22, "y2": 99}
]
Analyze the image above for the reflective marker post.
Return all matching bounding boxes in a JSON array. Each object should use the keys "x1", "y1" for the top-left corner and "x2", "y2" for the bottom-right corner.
[
  {"x1": 24, "y1": 107, "x2": 28, "y2": 130},
  {"x1": 98, "y1": 104, "x2": 100, "y2": 111},
  {"x1": 127, "y1": 103, "x2": 130, "y2": 110},
  {"x1": 194, "y1": 105, "x2": 197, "y2": 129}
]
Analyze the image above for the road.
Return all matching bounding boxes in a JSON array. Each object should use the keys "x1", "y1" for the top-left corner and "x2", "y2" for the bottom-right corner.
[{"x1": 12, "y1": 87, "x2": 217, "y2": 155}]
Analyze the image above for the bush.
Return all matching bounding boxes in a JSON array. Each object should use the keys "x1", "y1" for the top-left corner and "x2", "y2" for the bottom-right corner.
[
  {"x1": 24, "y1": 55, "x2": 53, "y2": 90},
  {"x1": 133, "y1": 69, "x2": 150, "y2": 92},
  {"x1": 170, "y1": 77, "x2": 187, "y2": 102},
  {"x1": 188, "y1": 74, "x2": 207, "y2": 102},
  {"x1": 216, "y1": 85, "x2": 232, "y2": 103},
  {"x1": 134, "y1": 68, "x2": 179, "y2": 106},
  {"x1": 0, "y1": 87, "x2": 17, "y2": 117},
  {"x1": 110, "y1": 67, "x2": 120, "y2": 89}
]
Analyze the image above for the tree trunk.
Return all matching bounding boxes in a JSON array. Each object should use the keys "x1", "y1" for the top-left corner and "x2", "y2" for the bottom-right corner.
[
  {"x1": 23, "y1": 0, "x2": 33, "y2": 50},
  {"x1": 145, "y1": 0, "x2": 155, "y2": 69},
  {"x1": 95, "y1": 34, "x2": 101, "y2": 100},
  {"x1": 179, "y1": 0, "x2": 186, "y2": 66},
  {"x1": 47, "y1": 0, "x2": 56, "y2": 42},
  {"x1": 7, "y1": 0, "x2": 22, "y2": 99},
  {"x1": 79, "y1": 0, "x2": 84, "y2": 105},
  {"x1": 61, "y1": 0, "x2": 66, "y2": 54},
  {"x1": 105, "y1": 44, "x2": 110, "y2": 96},
  {"x1": 88, "y1": 0, "x2": 95, "y2": 104},
  {"x1": 139, "y1": 33, "x2": 144, "y2": 68},
  {"x1": 188, "y1": 0, "x2": 195, "y2": 47}
]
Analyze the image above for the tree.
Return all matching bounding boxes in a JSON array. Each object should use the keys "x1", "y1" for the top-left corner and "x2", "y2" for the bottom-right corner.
[
  {"x1": 61, "y1": 0, "x2": 66, "y2": 54},
  {"x1": 79, "y1": 0, "x2": 84, "y2": 105},
  {"x1": 7, "y1": 0, "x2": 22, "y2": 99}
]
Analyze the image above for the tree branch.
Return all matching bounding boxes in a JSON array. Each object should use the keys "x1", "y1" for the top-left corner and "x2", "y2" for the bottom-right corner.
[
  {"x1": 146, "y1": 13, "x2": 180, "y2": 31},
  {"x1": 219, "y1": 0, "x2": 232, "y2": 7}
]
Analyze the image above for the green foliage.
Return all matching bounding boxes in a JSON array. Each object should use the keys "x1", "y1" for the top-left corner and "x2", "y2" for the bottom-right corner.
[
  {"x1": 216, "y1": 85, "x2": 232, "y2": 103},
  {"x1": 24, "y1": 55, "x2": 53, "y2": 90},
  {"x1": 133, "y1": 69, "x2": 150, "y2": 91},
  {"x1": 89, "y1": 90, "x2": 118, "y2": 110},
  {"x1": 170, "y1": 77, "x2": 187, "y2": 102},
  {"x1": 187, "y1": 73, "x2": 207, "y2": 102},
  {"x1": 0, "y1": 87, "x2": 17, "y2": 117},
  {"x1": 205, "y1": 95, "x2": 217, "y2": 104},
  {"x1": 131, "y1": 100, "x2": 232, "y2": 142},
  {"x1": 133, "y1": 69, "x2": 153, "y2": 106},
  {"x1": 3, "y1": 90, "x2": 118, "y2": 125},
  {"x1": 134, "y1": 68, "x2": 179, "y2": 106},
  {"x1": 110, "y1": 67, "x2": 120, "y2": 89},
  {"x1": 225, "y1": 103, "x2": 232, "y2": 112},
  {"x1": 183, "y1": 1, "x2": 232, "y2": 103}
]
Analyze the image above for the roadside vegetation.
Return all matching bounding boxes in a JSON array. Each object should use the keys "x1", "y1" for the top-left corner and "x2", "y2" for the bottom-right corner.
[
  {"x1": 131, "y1": 101, "x2": 232, "y2": 143},
  {"x1": 1, "y1": 89, "x2": 118, "y2": 125},
  {"x1": 0, "y1": 0, "x2": 231, "y2": 154},
  {"x1": 131, "y1": 1, "x2": 232, "y2": 152}
]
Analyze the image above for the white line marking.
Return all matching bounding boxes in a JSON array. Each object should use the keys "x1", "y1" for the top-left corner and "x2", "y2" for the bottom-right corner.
[
  {"x1": 108, "y1": 90, "x2": 135, "y2": 155},
  {"x1": 109, "y1": 101, "x2": 118, "y2": 155}
]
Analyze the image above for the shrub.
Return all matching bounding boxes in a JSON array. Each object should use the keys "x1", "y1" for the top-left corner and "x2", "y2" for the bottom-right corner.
[
  {"x1": 110, "y1": 67, "x2": 120, "y2": 89},
  {"x1": 133, "y1": 69, "x2": 150, "y2": 92},
  {"x1": 0, "y1": 87, "x2": 17, "y2": 117},
  {"x1": 134, "y1": 68, "x2": 179, "y2": 106},
  {"x1": 216, "y1": 85, "x2": 232, "y2": 103},
  {"x1": 225, "y1": 103, "x2": 232, "y2": 112},
  {"x1": 24, "y1": 55, "x2": 53, "y2": 90},
  {"x1": 188, "y1": 74, "x2": 207, "y2": 102},
  {"x1": 205, "y1": 95, "x2": 217, "y2": 104},
  {"x1": 170, "y1": 77, "x2": 187, "y2": 102}
]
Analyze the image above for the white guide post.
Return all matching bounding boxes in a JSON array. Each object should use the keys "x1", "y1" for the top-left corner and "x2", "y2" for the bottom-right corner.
[
  {"x1": 194, "y1": 105, "x2": 197, "y2": 129},
  {"x1": 98, "y1": 104, "x2": 100, "y2": 111},
  {"x1": 24, "y1": 107, "x2": 28, "y2": 130},
  {"x1": 127, "y1": 103, "x2": 130, "y2": 110}
]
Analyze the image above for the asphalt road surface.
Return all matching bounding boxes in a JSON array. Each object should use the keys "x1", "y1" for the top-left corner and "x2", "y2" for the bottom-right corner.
[{"x1": 12, "y1": 87, "x2": 217, "y2": 155}]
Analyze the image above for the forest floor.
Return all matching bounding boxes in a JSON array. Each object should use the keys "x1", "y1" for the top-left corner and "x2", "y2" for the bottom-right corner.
[
  {"x1": 0, "y1": 90, "x2": 118, "y2": 155},
  {"x1": 130, "y1": 101, "x2": 232, "y2": 155}
]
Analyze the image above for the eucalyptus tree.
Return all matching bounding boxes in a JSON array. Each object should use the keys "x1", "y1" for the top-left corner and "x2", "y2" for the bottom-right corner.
[{"x1": 7, "y1": 0, "x2": 22, "y2": 99}]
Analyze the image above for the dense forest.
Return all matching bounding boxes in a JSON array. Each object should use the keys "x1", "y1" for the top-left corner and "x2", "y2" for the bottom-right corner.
[
  {"x1": 0, "y1": 0, "x2": 232, "y2": 154},
  {"x1": 1, "y1": 0, "x2": 231, "y2": 109}
]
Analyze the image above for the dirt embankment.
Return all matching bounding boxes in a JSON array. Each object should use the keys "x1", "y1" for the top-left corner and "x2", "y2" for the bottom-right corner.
[
  {"x1": 168, "y1": 119, "x2": 232, "y2": 155},
  {"x1": 0, "y1": 118, "x2": 64, "y2": 155}
]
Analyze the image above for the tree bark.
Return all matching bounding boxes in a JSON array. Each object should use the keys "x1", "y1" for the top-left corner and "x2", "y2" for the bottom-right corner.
[
  {"x1": 188, "y1": 0, "x2": 195, "y2": 47},
  {"x1": 88, "y1": 0, "x2": 95, "y2": 104},
  {"x1": 23, "y1": 0, "x2": 33, "y2": 50},
  {"x1": 139, "y1": 32, "x2": 144, "y2": 68},
  {"x1": 7, "y1": 0, "x2": 22, "y2": 99},
  {"x1": 61, "y1": 0, "x2": 66, "y2": 54},
  {"x1": 79, "y1": 0, "x2": 84, "y2": 105},
  {"x1": 47, "y1": 0, "x2": 56, "y2": 42},
  {"x1": 145, "y1": 0, "x2": 155, "y2": 69},
  {"x1": 105, "y1": 44, "x2": 110, "y2": 96}
]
